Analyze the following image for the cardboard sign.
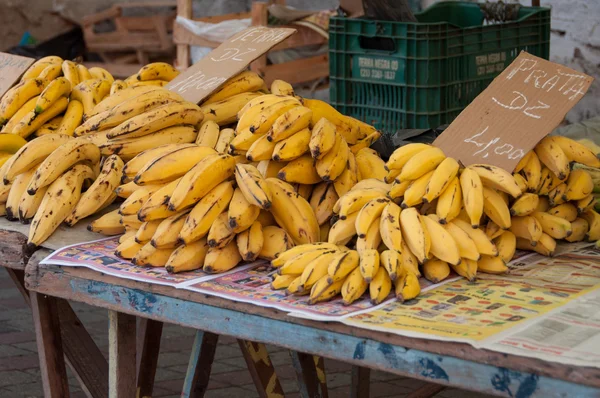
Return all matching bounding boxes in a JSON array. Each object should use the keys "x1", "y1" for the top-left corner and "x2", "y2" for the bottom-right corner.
[
  {"x1": 433, "y1": 51, "x2": 594, "y2": 171},
  {"x1": 167, "y1": 26, "x2": 296, "y2": 104},
  {"x1": 0, "y1": 53, "x2": 35, "y2": 98}
]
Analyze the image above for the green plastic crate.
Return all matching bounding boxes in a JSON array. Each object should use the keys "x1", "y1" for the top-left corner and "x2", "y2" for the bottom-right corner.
[{"x1": 329, "y1": 1, "x2": 551, "y2": 135}]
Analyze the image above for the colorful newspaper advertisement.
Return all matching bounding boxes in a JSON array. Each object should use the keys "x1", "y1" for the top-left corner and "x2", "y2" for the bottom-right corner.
[
  {"x1": 40, "y1": 237, "x2": 253, "y2": 287},
  {"x1": 342, "y1": 243, "x2": 600, "y2": 368}
]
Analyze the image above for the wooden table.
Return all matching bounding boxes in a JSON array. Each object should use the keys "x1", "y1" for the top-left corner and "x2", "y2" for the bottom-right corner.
[{"x1": 23, "y1": 248, "x2": 600, "y2": 398}]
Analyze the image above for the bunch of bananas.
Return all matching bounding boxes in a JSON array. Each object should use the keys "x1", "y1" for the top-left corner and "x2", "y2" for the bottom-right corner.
[{"x1": 273, "y1": 135, "x2": 600, "y2": 306}]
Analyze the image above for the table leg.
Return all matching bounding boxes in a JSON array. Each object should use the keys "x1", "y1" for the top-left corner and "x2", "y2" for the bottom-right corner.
[
  {"x1": 238, "y1": 340, "x2": 284, "y2": 398},
  {"x1": 109, "y1": 311, "x2": 137, "y2": 398},
  {"x1": 289, "y1": 352, "x2": 328, "y2": 398},
  {"x1": 30, "y1": 292, "x2": 70, "y2": 398},
  {"x1": 6, "y1": 268, "x2": 30, "y2": 305},
  {"x1": 314, "y1": 355, "x2": 328, "y2": 398},
  {"x1": 182, "y1": 330, "x2": 219, "y2": 397},
  {"x1": 136, "y1": 318, "x2": 163, "y2": 397},
  {"x1": 350, "y1": 366, "x2": 370, "y2": 398}
]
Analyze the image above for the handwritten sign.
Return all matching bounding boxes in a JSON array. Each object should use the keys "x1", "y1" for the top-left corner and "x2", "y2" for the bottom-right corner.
[
  {"x1": 0, "y1": 53, "x2": 35, "y2": 98},
  {"x1": 433, "y1": 51, "x2": 594, "y2": 171},
  {"x1": 167, "y1": 26, "x2": 296, "y2": 104}
]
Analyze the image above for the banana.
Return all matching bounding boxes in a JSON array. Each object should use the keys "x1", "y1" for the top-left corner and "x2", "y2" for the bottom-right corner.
[
  {"x1": 76, "y1": 89, "x2": 184, "y2": 136},
  {"x1": 421, "y1": 157, "x2": 459, "y2": 204},
  {"x1": 115, "y1": 236, "x2": 145, "y2": 259},
  {"x1": 286, "y1": 276, "x2": 307, "y2": 296},
  {"x1": 6, "y1": 168, "x2": 36, "y2": 220},
  {"x1": 168, "y1": 154, "x2": 236, "y2": 211},
  {"x1": 207, "y1": 212, "x2": 236, "y2": 249},
  {"x1": 200, "y1": 92, "x2": 263, "y2": 126},
  {"x1": 355, "y1": 148, "x2": 386, "y2": 181},
  {"x1": 203, "y1": 71, "x2": 263, "y2": 104},
  {"x1": 354, "y1": 197, "x2": 388, "y2": 239},
  {"x1": 422, "y1": 215, "x2": 461, "y2": 265},
  {"x1": 28, "y1": 164, "x2": 95, "y2": 248},
  {"x1": 548, "y1": 203, "x2": 578, "y2": 222},
  {"x1": 306, "y1": 118, "x2": 336, "y2": 160},
  {"x1": 341, "y1": 267, "x2": 368, "y2": 305},
  {"x1": 215, "y1": 128, "x2": 234, "y2": 154},
  {"x1": 3, "y1": 134, "x2": 70, "y2": 183},
  {"x1": 228, "y1": 187, "x2": 260, "y2": 233},
  {"x1": 119, "y1": 230, "x2": 138, "y2": 244},
  {"x1": 564, "y1": 169, "x2": 593, "y2": 201},
  {"x1": 266, "y1": 178, "x2": 320, "y2": 245},
  {"x1": 34, "y1": 77, "x2": 71, "y2": 115},
  {"x1": 369, "y1": 266, "x2": 392, "y2": 304},
  {"x1": 178, "y1": 180, "x2": 234, "y2": 244},
  {"x1": 98, "y1": 124, "x2": 194, "y2": 158},
  {"x1": 350, "y1": 131, "x2": 381, "y2": 155},
  {"x1": 272, "y1": 274, "x2": 299, "y2": 290},
  {"x1": 386, "y1": 143, "x2": 429, "y2": 171},
  {"x1": 356, "y1": 214, "x2": 382, "y2": 253},
  {"x1": 53, "y1": 100, "x2": 83, "y2": 137},
  {"x1": 509, "y1": 193, "x2": 539, "y2": 217},
  {"x1": 537, "y1": 167, "x2": 560, "y2": 195},
  {"x1": 315, "y1": 133, "x2": 349, "y2": 182},
  {"x1": 64, "y1": 155, "x2": 123, "y2": 225},
  {"x1": 577, "y1": 194, "x2": 596, "y2": 214},
  {"x1": 133, "y1": 243, "x2": 175, "y2": 267},
  {"x1": 122, "y1": 143, "x2": 188, "y2": 180},
  {"x1": 299, "y1": 250, "x2": 339, "y2": 291},
  {"x1": 237, "y1": 221, "x2": 263, "y2": 261},
  {"x1": 302, "y1": 98, "x2": 367, "y2": 144},
  {"x1": 566, "y1": 218, "x2": 588, "y2": 242},
  {"x1": 513, "y1": 172, "x2": 528, "y2": 194},
  {"x1": 398, "y1": 146, "x2": 445, "y2": 182},
  {"x1": 517, "y1": 232, "x2": 556, "y2": 256},
  {"x1": 1, "y1": 96, "x2": 39, "y2": 134},
  {"x1": 106, "y1": 102, "x2": 203, "y2": 140},
  {"x1": 435, "y1": 176, "x2": 462, "y2": 224},
  {"x1": 401, "y1": 170, "x2": 434, "y2": 208},
  {"x1": 468, "y1": 164, "x2": 522, "y2": 198},
  {"x1": 165, "y1": 239, "x2": 209, "y2": 273},
  {"x1": 309, "y1": 182, "x2": 338, "y2": 225},
  {"x1": 493, "y1": 230, "x2": 516, "y2": 263},
  {"x1": 336, "y1": 188, "x2": 387, "y2": 220},
  {"x1": 395, "y1": 271, "x2": 420, "y2": 302},
  {"x1": 88, "y1": 209, "x2": 124, "y2": 235},
  {"x1": 477, "y1": 255, "x2": 508, "y2": 274},
  {"x1": 279, "y1": 248, "x2": 336, "y2": 275},
  {"x1": 580, "y1": 210, "x2": 600, "y2": 241},
  {"x1": 21, "y1": 57, "x2": 62, "y2": 81},
  {"x1": 0, "y1": 78, "x2": 47, "y2": 125},
  {"x1": 118, "y1": 184, "x2": 161, "y2": 215},
  {"x1": 449, "y1": 218, "x2": 498, "y2": 256},
  {"x1": 121, "y1": 213, "x2": 143, "y2": 230},
  {"x1": 17, "y1": 183, "x2": 50, "y2": 224},
  {"x1": 276, "y1": 154, "x2": 320, "y2": 185},
  {"x1": 135, "y1": 62, "x2": 179, "y2": 82},
  {"x1": 399, "y1": 208, "x2": 429, "y2": 264},
  {"x1": 250, "y1": 99, "x2": 306, "y2": 135},
  {"x1": 71, "y1": 79, "x2": 111, "y2": 117},
  {"x1": 548, "y1": 183, "x2": 567, "y2": 206},
  {"x1": 460, "y1": 168, "x2": 484, "y2": 228},
  {"x1": 12, "y1": 96, "x2": 69, "y2": 138},
  {"x1": 246, "y1": 134, "x2": 276, "y2": 161},
  {"x1": 552, "y1": 135, "x2": 600, "y2": 168},
  {"x1": 380, "y1": 249, "x2": 403, "y2": 281},
  {"x1": 349, "y1": 178, "x2": 390, "y2": 193},
  {"x1": 520, "y1": 152, "x2": 542, "y2": 192},
  {"x1": 137, "y1": 178, "x2": 182, "y2": 221},
  {"x1": 333, "y1": 152, "x2": 358, "y2": 197},
  {"x1": 327, "y1": 250, "x2": 359, "y2": 283},
  {"x1": 237, "y1": 95, "x2": 299, "y2": 131},
  {"x1": 235, "y1": 163, "x2": 273, "y2": 209},
  {"x1": 379, "y1": 202, "x2": 402, "y2": 252},
  {"x1": 272, "y1": 128, "x2": 311, "y2": 161},
  {"x1": 328, "y1": 212, "x2": 358, "y2": 245},
  {"x1": 482, "y1": 187, "x2": 511, "y2": 229},
  {"x1": 272, "y1": 243, "x2": 337, "y2": 267},
  {"x1": 59, "y1": 60, "x2": 79, "y2": 87},
  {"x1": 534, "y1": 136, "x2": 570, "y2": 181},
  {"x1": 37, "y1": 63, "x2": 62, "y2": 83},
  {"x1": 269, "y1": 106, "x2": 312, "y2": 143},
  {"x1": 26, "y1": 138, "x2": 100, "y2": 195},
  {"x1": 90, "y1": 85, "x2": 159, "y2": 116},
  {"x1": 422, "y1": 258, "x2": 450, "y2": 283},
  {"x1": 110, "y1": 80, "x2": 127, "y2": 95},
  {"x1": 509, "y1": 216, "x2": 543, "y2": 245},
  {"x1": 196, "y1": 120, "x2": 220, "y2": 148},
  {"x1": 384, "y1": 167, "x2": 402, "y2": 184},
  {"x1": 309, "y1": 277, "x2": 344, "y2": 304},
  {"x1": 88, "y1": 67, "x2": 114, "y2": 84},
  {"x1": 536, "y1": 196, "x2": 550, "y2": 212},
  {"x1": 135, "y1": 145, "x2": 216, "y2": 186},
  {"x1": 150, "y1": 210, "x2": 190, "y2": 249},
  {"x1": 270, "y1": 79, "x2": 294, "y2": 96},
  {"x1": 357, "y1": 249, "x2": 379, "y2": 282},
  {"x1": 135, "y1": 220, "x2": 162, "y2": 243},
  {"x1": 532, "y1": 211, "x2": 572, "y2": 239},
  {"x1": 448, "y1": 257, "x2": 476, "y2": 281},
  {"x1": 76, "y1": 64, "x2": 92, "y2": 81}
]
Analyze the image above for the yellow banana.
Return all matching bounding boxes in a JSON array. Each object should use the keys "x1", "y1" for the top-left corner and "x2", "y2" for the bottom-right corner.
[
  {"x1": 196, "y1": 120, "x2": 220, "y2": 148},
  {"x1": 532, "y1": 211, "x2": 572, "y2": 239},
  {"x1": 328, "y1": 211, "x2": 358, "y2": 245},
  {"x1": 0, "y1": 78, "x2": 47, "y2": 125},
  {"x1": 521, "y1": 151, "x2": 542, "y2": 192},
  {"x1": 379, "y1": 202, "x2": 402, "y2": 252},
  {"x1": 76, "y1": 64, "x2": 92, "y2": 81},
  {"x1": 510, "y1": 193, "x2": 539, "y2": 217},
  {"x1": 577, "y1": 195, "x2": 596, "y2": 215},
  {"x1": 460, "y1": 168, "x2": 484, "y2": 228},
  {"x1": 566, "y1": 218, "x2": 588, "y2": 242},
  {"x1": 234, "y1": 163, "x2": 273, "y2": 210},
  {"x1": 12, "y1": 96, "x2": 69, "y2": 138},
  {"x1": 115, "y1": 236, "x2": 145, "y2": 259},
  {"x1": 272, "y1": 128, "x2": 311, "y2": 161},
  {"x1": 271, "y1": 274, "x2": 299, "y2": 290},
  {"x1": 468, "y1": 164, "x2": 522, "y2": 198},
  {"x1": 509, "y1": 216, "x2": 543, "y2": 245},
  {"x1": 150, "y1": 210, "x2": 190, "y2": 249},
  {"x1": 88, "y1": 67, "x2": 114, "y2": 84},
  {"x1": 21, "y1": 57, "x2": 62, "y2": 81},
  {"x1": 355, "y1": 148, "x2": 387, "y2": 181},
  {"x1": 482, "y1": 187, "x2": 511, "y2": 229},
  {"x1": 379, "y1": 249, "x2": 401, "y2": 281},
  {"x1": 451, "y1": 258, "x2": 477, "y2": 281},
  {"x1": 270, "y1": 79, "x2": 294, "y2": 96},
  {"x1": 90, "y1": 85, "x2": 159, "y2": 116},
  {"x1": 203, "y1": 71, "x2": 263, "y2": 104},
  {"x1": 250, "y1": 99, "x2": 305, "y2": 135},
  {"x1": 398, "y1": 146, "x2": 445, "y2": 182},
  {"x1": 396, "y1": 271, "x2": 420, "y2": 302},
  {"x1": 552, "y1": 135, "x2": 600, "y2": 168},
  {"x1": 201, "y1": 92, "x2": 263, "y2": 126},
  {"x1": 513, "y1": 172, "x2": 528, "y2": 193},
  {"x1": 133, "y1": 243, "x2": 175, "y2": 267},
  {"x1": 402, "y1": 170, "x2": 434, "y2": 208},
  {"x1": 399, "y1": 207, "x2": 429, "y2": 264},
  {"x1": 386, "y1": 143, "x2": 430, "y2": 171},
  {"x1": 228, "y1": 187, "x2": 260, "y2": 233},
  {"x1": 1, "y1": 96, "x2": 39, "y2": 133},
  {"x1": 237, "y1": 221, "x2": 263, "y2": 261},
  {"x1": 137, "y1": 178, "x2": 182, "y2": 222},
  {"x1": 6, "y1": 168, "x2": 36, "y2": 221},
  {"x1": 54, "y1": 100, "x2": 84, "y2": 136},
  {"x1": 315, "y1": 133, "x2": 349, "y2": 182},
  {"x1": 355, "y1": 197, "x2": 390, "y2": 238},
  {"x1": 534, "y1": 136, "x2": 570, "y2": 181},
  {"x1": 165, "y1": 239, "x2": 209, "y2": 273},
  {"x1": 88, "y1": 209, "x2": 125, "y2": 235},
  {"x1": 35, "y1": 77, "x2": 71, "y2": 114},
  {"x1": 237, "y1": 95, "x2": 299, "y2": 131},
  {"x1": 137, "y1": 62, "x2": 179, "y2": 82},
  {"x1": 309, "y1": 182, "x2": 338, "y2": 225},
  {"x1": 564, "y1": 169, "x2": 593, "y2": 201},
  {"x1": 423, "y1": 215, "x2": 461, "y2": 265},
  {"x1": 423, "y1": 157, "x2": 459, "y2": 203},
  {"x1": 269, "y1": 106, "x2": 312, "y2": 143},
  {"x1": 110, "y1": 80, "x2": 127, "y2": 95},
  {"x1": 477, "y1": 255, "x2": 508, "y2": 274},
  {"x1": 548, "y1": 183, "x2": 567, "y2": 206},
  {"x1": 493, "y1": 230, "x2": 516, "y2": 263},
  {"x1": 435, "y1": 176, "x2": 462, "y2": 224},
  {"x1": 277, "y1": 154, "x2": 321, "y2": 185},
  {"x1": 308, "y1": 118, "x2": 338, "y2": 161},
  {"x1": 341, "y1": 267, "x2": 368, "y2": 305},
  {"x1": 548, "y1": 203, "x2": 578, "y2": 222},
  {"x1": 350, "y1": 131, "x2": 381, "y2": 155},
  {"x1": 358, "y1": 249, "x2": 380, "y2": 282},
  {"x1": 336, "y1": 188, "x2": 387, "y2": 220},
  {"x1": 271, "y1": 243, "x2": 337, "y2": 267},
  {"x1": 309, "y1": 277, "x2": 344, "y2": 304},
  {"x1": 369, "y1": 266, "x2": 392, "y2": 304},
  {"x1": 333, "y1": 151, "x2": 358, "y2": 198},
  {"x1": 327, "y1": 250, "x2": 359, "y2": 283},
  {"x1": 536, "y1": 196, "x2": 550, "y2": 212},
  {"x1": 449, "y1": 218, "x2": 498, "y2": 256},
  {"x1": 215, "y1": 128, "x2": 234, "y2": 154},
  {"x1": 122, "y1": 143, "x2": 188, "y2": 180},
  {"x1": 246, "y1": 134, "x2": 276, "y2": 161},
  {"x1": 299, "y1": 250, "x2": 339, "y2": 291},
  {"x1": 207, "y1": 212, "x2": 236, "y2": 249},
  {"x1": 581, "y1": 210, "x2": 600, "y2": 240},
  {"x1": 135, "y1": 220, "x2": 162, "y2": 243},
  {"x1": 422, "y1": 258, "x2": 450, "y2": 283}
]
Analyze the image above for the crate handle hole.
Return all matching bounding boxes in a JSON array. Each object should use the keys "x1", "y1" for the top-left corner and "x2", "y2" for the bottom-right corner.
[{"x1": 358, "y1": 36, "x2": 396, "y2": 53}]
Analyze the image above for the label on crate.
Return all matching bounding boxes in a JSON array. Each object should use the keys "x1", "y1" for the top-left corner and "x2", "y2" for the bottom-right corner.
[
  {"x1": 167, "y1": 26, "x2": 296, "y2": 104},
  {"x1": 433, "y1": 51, "x2": 593, "y2": 171},
  {"x1": 0, "y1": 53, "x2": 35, "y2": 98},
  {"x1": 353, "y1": 55, "x2": 402, "y2": 83}
]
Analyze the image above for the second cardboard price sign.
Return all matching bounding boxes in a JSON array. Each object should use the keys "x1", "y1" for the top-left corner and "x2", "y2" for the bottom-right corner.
[{"x1": 434, "y1": 51, "x2": 594, "y2": 172}]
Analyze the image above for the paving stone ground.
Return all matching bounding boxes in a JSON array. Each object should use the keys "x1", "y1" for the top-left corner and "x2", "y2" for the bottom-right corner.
[{"x1": 0, "y1": 268, "x2": 491, "y2": 397}]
